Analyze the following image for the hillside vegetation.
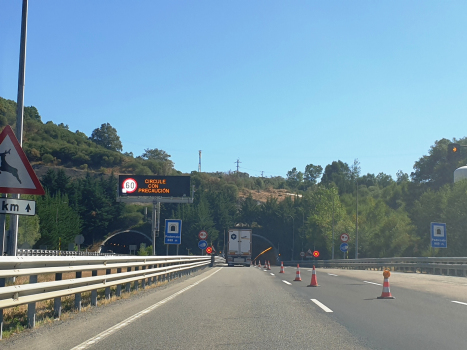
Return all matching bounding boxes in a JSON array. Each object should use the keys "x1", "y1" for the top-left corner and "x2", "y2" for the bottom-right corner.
[{"x1": 2, "y1": 96, "x2": 467, "y2": 259}]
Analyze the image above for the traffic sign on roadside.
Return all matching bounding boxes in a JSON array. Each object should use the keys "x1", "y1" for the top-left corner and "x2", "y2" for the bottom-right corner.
[
  {"x1": 0, "y1": 125, "x2": 45, "y2": 195},
  {"x1": 431, "y1": 222, "x2": 447, "y2": 248},
  {"x1": 0, "y1": 198, "x2": 35, "y2": 216},
  {"x1": 340, "y1": 233, "x2": 349, "y2": 242},
  {"x1": 165, "y1": 219, "x2": 182, "y2": 245},
  {"x1": 340, "y1": 243, "x2": 349, "y2": 252},
  {"x1": 206, "y1": 246, "x2": 213, "y2": 254},
  {"x1": 198, "y1": 230, "x2": 208, "y2": 240},
  {"x1": 313, "y1": 250, "x2": 320, "y2": 258},
  {"x1": 300, "y1": 251, "x2": 305, "y2": 257},
  {"x1": 198, "y1": 240, "x2": 208, "y2": 250}
]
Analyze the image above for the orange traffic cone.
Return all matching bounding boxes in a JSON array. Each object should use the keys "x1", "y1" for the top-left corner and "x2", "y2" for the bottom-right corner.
[
  {"x1": 377, "y1": 270, "x2": 395, "y2": 299},
  {"x1": 294, "y1": 264, "x2": 302, "y2": 281},
  {"x1": 279, "y1": 261, "x2": 285, "y2": 273},
  {"x1": 307, "y1": 265, "x2": 319, "y2": 287},
  {"x1": 259, "y1": 261, "x2": 262, "y2": 268},
  {"x1": 267, "y1": 261, "x2": 271, "y2": 270}
]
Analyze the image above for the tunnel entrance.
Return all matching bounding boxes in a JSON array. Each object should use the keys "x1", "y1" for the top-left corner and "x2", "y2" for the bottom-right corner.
[
  {"x1": 100, "y1": 230, "x2": 152, "y2": 254},
  {"x1": 251, "y1": 234, "x2": 279, "y2": 265}
]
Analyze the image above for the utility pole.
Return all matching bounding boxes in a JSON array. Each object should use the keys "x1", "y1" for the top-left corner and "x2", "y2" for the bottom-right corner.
[
  {"x1": 8, "y1": 0, "x2": 28, "y2": 257},
  {"x1": 235, "y1": 159, "x2": 241, "y2": 176}
]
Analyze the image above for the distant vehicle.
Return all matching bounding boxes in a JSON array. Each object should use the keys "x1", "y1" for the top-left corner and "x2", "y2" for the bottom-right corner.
[{"x1": 227, "y1": 228, "x2": 252, "y2": 267}]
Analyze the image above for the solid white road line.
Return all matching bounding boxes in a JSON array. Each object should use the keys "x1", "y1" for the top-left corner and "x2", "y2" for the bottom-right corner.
[
  {"x1": 363, "y1": 280, "x2": 382, "y2": 286},
  {"x1": 327, "y1": 273, "x2": 338, "y2": 276},
  {"x1": 70, "y1": 268, "x2": 222, "y2": 350},
  {"x1": 452, "y1": 301, "x2": 467, "y2": 306},
  {"x1": 270, "y1": 273, "x2": 275, "y2": 276},
  {"x1": 282, "y1": 280, "x2": 292, "y2": 285},
  {"x1": 311, "y1": 299, "x2": 333, "y2": 313}
]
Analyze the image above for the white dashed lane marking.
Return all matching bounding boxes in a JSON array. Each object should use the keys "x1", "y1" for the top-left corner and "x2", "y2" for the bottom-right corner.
[
  {"x1": 311, "y1": 299, "x2": 333, "y2": 313},
  {"x1": 282, "y1": 280, "x2": 292, "y2": 285},
  {"x1": 363, "y1": 281, "x2": 382, "y2": 286}
]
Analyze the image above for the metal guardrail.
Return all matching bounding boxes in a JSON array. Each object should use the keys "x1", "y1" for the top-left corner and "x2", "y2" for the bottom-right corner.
[
  {"x1": 16, "y1": 249, "x2": 117, "y2": 256},
  {"x1": 0, "y1": 255, "x2": 211, "y2": 336},
  {"x1": 286, "y1": 257, "x2": 467, "y2": 277}
]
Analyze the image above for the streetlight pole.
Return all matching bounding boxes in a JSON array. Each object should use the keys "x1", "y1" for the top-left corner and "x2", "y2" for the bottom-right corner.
[
  {"x1": 355, "y1": 179, "x2": 359, "y2": 259},
  {"x1": 331, "y1": 190, "x2": 335, "y2": 260},
  {"x1": 288, "y1": 215, "x2": 294, "y2": 261}
]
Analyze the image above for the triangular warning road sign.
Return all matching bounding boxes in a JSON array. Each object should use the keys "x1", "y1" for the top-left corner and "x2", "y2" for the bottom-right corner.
[{"x1": 0, "y1": 125, "x2": 45, "y2": 195}]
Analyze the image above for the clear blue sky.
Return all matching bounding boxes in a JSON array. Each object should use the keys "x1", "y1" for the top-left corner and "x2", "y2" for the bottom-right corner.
[{"x1": 1, "y1": 1, "x2": 467, "y2": 179}]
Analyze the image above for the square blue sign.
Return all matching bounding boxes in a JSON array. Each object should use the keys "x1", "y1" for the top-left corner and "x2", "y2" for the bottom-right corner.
[
  {"x1": 431, "y1": 222, "x2": 447, "y2": 248},
  {"x1": 165, "y1": 219, "x2": 182, "y2": 245}
]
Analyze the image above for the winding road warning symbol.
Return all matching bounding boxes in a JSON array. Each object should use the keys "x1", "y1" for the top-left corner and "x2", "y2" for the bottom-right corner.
[{"x1": 0, "y1": 126, "x2": 44, "y2": 195}]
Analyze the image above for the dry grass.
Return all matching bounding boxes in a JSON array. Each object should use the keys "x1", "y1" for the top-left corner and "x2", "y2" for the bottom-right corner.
[
  {"x1": 0, "y1": 267, "x2": 196, "y2": 340},
  {"x1": 238, "y1": 188, "x2": 302, "y2": 203}
]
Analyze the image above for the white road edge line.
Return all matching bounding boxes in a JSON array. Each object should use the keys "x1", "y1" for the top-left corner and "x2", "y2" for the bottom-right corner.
[
  {"x1": 363, "y1": 280, "x2": 382, "y2": 286},
  {"x1": 69, "y1": 268, "x2": 222, "y2": 350},
  {"x1": 311, "y1": 299, "x2": 333, "y2": 313},
  {"x1": 282, "y1": 280, "x2": 292, "y2": 285},
  {"x1": 452, "y1": 301, "x2": 467, "y2": 306},
  {"x1": 327, "y1": 273, "x2": 338, "y2": 276}
]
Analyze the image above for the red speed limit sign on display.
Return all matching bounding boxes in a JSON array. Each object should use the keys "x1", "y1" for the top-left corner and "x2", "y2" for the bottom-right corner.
[
  {"x1": 198, "y1": 230, "x2": 208, "y2": 240},
  {"x1": 340, "y1": 233, "x2": 349, "y2": 242}
]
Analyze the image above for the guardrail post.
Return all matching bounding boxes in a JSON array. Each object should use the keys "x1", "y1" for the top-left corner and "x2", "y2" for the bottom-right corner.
[
  {"x1": 54, "y1": 273, "x2": 62, "y2": 319},
  {"x1": 105, "y1": 269, "x2": 111, "y2": 300},
  {"x1": 134, "y1": 266, "x2": 139, "y2": 291},
  {"x1": 75, "y1": 271, "x2": 82, "y2": 310},
  {"x1": 91, "y1": 270, "x2": 98, "y2": 306},
  {"x1": 125, "y1": 267, "x2": 131, "y2": 293},
  {"x1": 28, "y1": 275, "x2": 38, "y2": 328},
  {"x1": 141, "y1": 266, "x2": 146, "y2": 289},
  {"x1": 147, "y1": 265, "x2": 153, "y2": 286},
  {"x1": 116, "y1": 268, "x2": 122, "y2": 296},
  {"x1": 0, "y1": 278, "x2": 4, "y2": 339}
]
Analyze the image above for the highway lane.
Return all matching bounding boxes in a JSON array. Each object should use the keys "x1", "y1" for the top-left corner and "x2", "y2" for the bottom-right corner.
[
  {"x1": 69, "y1": 266, "x2": 369, "y2": 350},
  {"x1": 269, "y1": 265, "x2": 467, "y2": 350},
  {"x1": 2, "y1": 264, "x2": 466, "y2": 350}
]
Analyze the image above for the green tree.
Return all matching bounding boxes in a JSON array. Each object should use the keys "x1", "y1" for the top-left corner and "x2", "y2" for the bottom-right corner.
[
  {"x1": 90, "y1": 123, "x2": 123, "y2": 152},
  {"x1": 286, "y1": 167, "x2": 303, "y2": 189},
  {"x1": 36, "y1": 192, "x2": 81, "y2": 249},
  {"x1": 321, "y1": 160, "x2": 353, "y2": 194},
  {"x1": 304, "y1": 164, "x2": 323, "y2": 186},
  {"x1": 141, "y1": 148, "x2": 171, "y2": 162}
]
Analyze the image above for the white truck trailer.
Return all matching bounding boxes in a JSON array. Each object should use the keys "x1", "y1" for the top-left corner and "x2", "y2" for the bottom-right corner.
[{"x1": 227, "y1": 228, "x2": 252, "y2": 267}]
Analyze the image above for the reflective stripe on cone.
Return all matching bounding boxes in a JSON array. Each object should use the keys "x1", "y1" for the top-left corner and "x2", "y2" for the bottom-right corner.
[
  {"x1": 294, "y1": 264, "x2": 302, "y2": 281},
  {"x1": 377, "y1": 278, "x2": 395, "y2": 299}
]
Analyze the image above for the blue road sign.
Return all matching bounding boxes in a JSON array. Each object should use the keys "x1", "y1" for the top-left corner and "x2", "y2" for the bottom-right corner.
[
  {"x1": 198, "y1": 240, "x2": 208, "y2": 250},
  {"x1": 431, "y1": 222, "x2": 447, "y2": 248},
  {"x1": 165, "y1": 219, "x2": 182, "y2": 245},
  {"x1": 340, "y1": 243, "x2": 349, "y2": 252}
]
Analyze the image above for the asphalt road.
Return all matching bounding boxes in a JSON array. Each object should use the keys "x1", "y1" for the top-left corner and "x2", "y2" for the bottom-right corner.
[{"x1": 3, "y1": 263, "x2": 467, "y2": 350}]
